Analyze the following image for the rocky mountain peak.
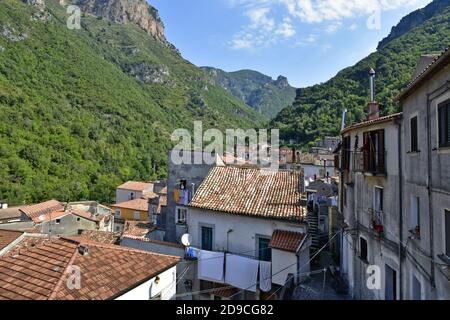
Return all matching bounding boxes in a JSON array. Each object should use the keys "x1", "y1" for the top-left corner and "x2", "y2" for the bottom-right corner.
[
  {"x1": 75, "y1": 0, "x2": 166, "y2": 42},
  {"x1": 275, "y1": 75, "x2": 289, "y2": 89}
]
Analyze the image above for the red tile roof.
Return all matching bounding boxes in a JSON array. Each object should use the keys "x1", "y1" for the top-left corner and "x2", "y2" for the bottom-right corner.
[
  {"x1": 79, "y1": 231, "x2": 121, "y2": 244},
  {"x1": 189, "y1": 166, "x2": 306, "y2": 222},
  {"x1": 0, "y1": 237, "x2": 180, "y2": 300},
  {"x1": 20, "y1": 200, "x2": 64, "y2": 222},
  {"x1": 112, "y1": 198, "x2": 148, "y2": 212},
  {"x1": 0, "y1": 230, "x2": 24, "y2": 251},
  {"x1": 269, "y1": 230, "x2": 306, "y2": 253},
  {"x1": 122, "y1": 221, "x2": 156, "y2": 238},
  {"x1": 341, "y1": 112, "x2": 403, "y2": 134},
  {"x1": 117, "y1": 181, "x2": 152, "y2": 191}
]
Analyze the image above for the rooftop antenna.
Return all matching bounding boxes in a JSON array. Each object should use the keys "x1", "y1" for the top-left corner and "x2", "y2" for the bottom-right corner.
[{"x1": 369, "y1": 68, "x2": 376, "y2": 102}]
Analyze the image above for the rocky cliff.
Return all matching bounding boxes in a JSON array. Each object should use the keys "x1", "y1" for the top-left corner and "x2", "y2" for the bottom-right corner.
[
  {"x1": 378, "y1": 0, "x2": 450, "y2": 49},
  {"x1": 75, "y1": 0, "x2": 166, "y2": 42}
]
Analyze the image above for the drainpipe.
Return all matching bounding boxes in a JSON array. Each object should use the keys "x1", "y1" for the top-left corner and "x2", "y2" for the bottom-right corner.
[
  {"x1": 396, "y1": 118, "x2": 403, "y2": 300},
  {"x1": 426, "y1": 93, "x2": 435, "y2": 289}
]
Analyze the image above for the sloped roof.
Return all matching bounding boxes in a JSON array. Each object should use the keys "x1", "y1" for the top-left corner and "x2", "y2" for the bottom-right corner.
[
  {"x1": 269, "y1": 230, "x2": 306, "y2": 253},
  {"x1": 0, "y1": 237, "x2": 180, "y2": 300},
  {"x1": 0, "y1": 230, "x2": 24, "y2": 251},
  {"x1": 0, "y1": 206, "x2": 25, "y2": 221},
  {"x1": 19, "y1": 200, "x2": 64, "y2": 222},
  {"x1": 79, "y1": 230, "x2": 121, "y2": 244},
  {"x1": 341, "y1": 112, "x2": 403, "y2": 134},
  {"x1": 117, "y1": 181, "x2": 152, "y2": 191},
  {"x1": 112, "y1": 198, "x2": 148, "y2": 212},
  {"x1": 189, "y1": 166, "x2": 306, "y2": 222},
  {"x1": 122, "y1": 221, "x2": 156, "y2": 238}
]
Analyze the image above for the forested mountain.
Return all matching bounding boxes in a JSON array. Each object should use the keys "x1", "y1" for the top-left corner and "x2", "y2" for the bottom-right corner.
[
  {"x1": 201, "y1": 67, "x2": 297, "y2": 118},
  {"x1": 270, "y1": 0, "x2": 450, "y2": 148},
  {"x1": 0, "y1": 0, "x2": 266, "y2": 204}
]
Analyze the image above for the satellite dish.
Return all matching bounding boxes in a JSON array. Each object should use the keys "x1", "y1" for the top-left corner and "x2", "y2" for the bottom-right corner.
[{"x1": 181, "y1": 233, "x2": 192, "y2": 247}]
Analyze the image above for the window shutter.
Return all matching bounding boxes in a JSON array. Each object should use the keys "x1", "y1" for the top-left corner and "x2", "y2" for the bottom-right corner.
[
  {"x1": 363, "y1": 132, "x2": 370, "y2": 171},
  {"x1": 447, "y1": 105, "x2": 450, "y2": 146},
  {"x1": 378, "y1": 130, "x2": 385, "y2": 173},
  {"x1": 439, "y1": 106, "x2": 445, "y2": 147},
  {"x1": 411, "y1": 117, "x2": 418, "y2": 152},
  {"x1": 445, "y1": 210, "x2": 450, "y2": 257}
]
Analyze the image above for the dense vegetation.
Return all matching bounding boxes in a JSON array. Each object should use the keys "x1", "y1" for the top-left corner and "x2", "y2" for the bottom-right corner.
[
  {"x1": 271, "y1": 1, "x2": 450, "y2": 149},
  {"x1": 201, "y1": 67, "x2": 297, "y2": 119},
  {"x1": 0, "y1": 0, "x2": 265, "y2": 205}
]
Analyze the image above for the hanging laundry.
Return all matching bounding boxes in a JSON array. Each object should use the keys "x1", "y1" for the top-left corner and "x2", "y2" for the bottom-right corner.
[
  {"x1": 174, "y1": 189, "x2": 180, "y2": 204},
  {"x1": 259, "y1": 261, "x2": 272, "y2": 292},
  {"x1": 225, "y1": 254, "x2": 259, "y2": 292},
  {"x1": 180, "y1": 190, "x2": 189, "y2": 206},
  {"x1": 198, "y1": 250, "x2": 225, "y2": 283}
]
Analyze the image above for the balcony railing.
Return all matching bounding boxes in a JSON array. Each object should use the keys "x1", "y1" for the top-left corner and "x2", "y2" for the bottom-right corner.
[
  {"x1": 368, "y1": 208, "x2": 384, "y2": 236},
  {"x1": 340, "y1": 150, "x2": 387, "y2": 175}
]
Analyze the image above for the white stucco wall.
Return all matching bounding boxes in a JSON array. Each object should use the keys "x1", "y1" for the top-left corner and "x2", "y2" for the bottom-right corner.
[
  {"x1": 188, "y1": 208, "x2": 307, "y2": 257},
  {"x1": 116, "y1": 189, "x2": 145, "y2": 204},
  {"x1": 115, "y1": 266, "x2": 177, "y2": 300}
]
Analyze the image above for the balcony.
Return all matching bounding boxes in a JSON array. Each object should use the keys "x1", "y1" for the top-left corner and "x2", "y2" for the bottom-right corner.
[
  {"x1": 368, "y1": 208, "x2": 384, "y2": 237},
  {"x1": 350, "y1": 150, "x2": 387, "y2": 176}
]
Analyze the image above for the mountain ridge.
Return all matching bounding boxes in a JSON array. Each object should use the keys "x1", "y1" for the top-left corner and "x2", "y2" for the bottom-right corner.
[{"x1": 201, "y1": 66, "x2": 297, "y2": 118}]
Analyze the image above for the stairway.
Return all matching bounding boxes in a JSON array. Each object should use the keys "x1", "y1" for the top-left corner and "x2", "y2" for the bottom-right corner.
[{"x1": 308, "y1": 210, "x2": 320, "y2": 252}]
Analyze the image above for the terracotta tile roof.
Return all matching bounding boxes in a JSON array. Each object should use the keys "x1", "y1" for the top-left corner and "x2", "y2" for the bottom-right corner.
[
  {"x1": 112, "y1": 198, "x2": 148, "y2": 212},
  {"x1": 3, "y1": 235, "x2": 49, "y2": 257},
  {"x1": 29, "y1": 210, "x2": 69, "y2": 224},
  {"x1": 397, "y1": 45, "x2": 450, "y2": 101},
  {"x1": 122, "y1": 221, "x2": 156, "y2": 238},
  {"x1": 0, "y1": 230, "x2": 24, "y2": 251},
  {"x1": 0, "y1": 206, "x2": 25, "y2": 221},
  {"x1": 142, "y1": 191, "x2": 158, "y2": 200},
  {"x1": 79, "y1": 231, "x2": 121, "y2": 244},
  {"x1": 117, "y1": 181, "x2": 152, "y2": 191},
  {"x1": 341, "y1": 112, "x2": 403, "y2": 134},
  {"x1": 269, "y1": 230, "x2": 306, "y2": 253},
  {"x1": 20, "y1": 200, "x2": 64, "y2": 222},
  {"x1": 70, "y1": 208, "x2": 100, "y2": 222},
  {"x1": 0, "y1": 237, "x2": 180, "y2": 300},
  {"x1": 210, "y1": 285, "x2": 239, "y2": 298},
  {"x1": 189, "y1": 166, "x2": 306, "y2": 222}
]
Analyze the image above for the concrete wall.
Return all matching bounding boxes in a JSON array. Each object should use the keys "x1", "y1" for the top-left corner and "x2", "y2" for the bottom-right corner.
[
  {"x1": 41, "y1": 214, "x2": 99, "y2": 236},
  {"x1": 120, "y1": 238, "x2": 195, "y2": 300},
  {"x1": 341, "y1": 120, "x2": 402, "y2": 300},
  {"x1": 188, "y1": 208, "x2": 307, "y2": 257},
  {"x1": 166, "y1": 151, "x2": 218, "y2": 243},
  {"x1": 115, "y1": 266, "x2": 177, "y2": 300},
  {"x1": 400, "y1": 60, "x2": 450, "y2": 300}
]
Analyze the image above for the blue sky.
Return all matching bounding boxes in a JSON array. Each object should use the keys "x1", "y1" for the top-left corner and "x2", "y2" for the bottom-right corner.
[{"x1": 150, "y1": 0, "x2": 432, "y2": 88}]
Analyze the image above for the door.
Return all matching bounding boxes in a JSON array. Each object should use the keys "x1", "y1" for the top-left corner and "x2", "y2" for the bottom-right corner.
[
  {"x1": 385, "y1": 264, "x2": 397, "y2": 300},
  {"x1": 412, "y1": 275, "x2": 422, "y2": 300},
  {"x1": 201, "y1": 226, "x2": 213, "y2": 251}
]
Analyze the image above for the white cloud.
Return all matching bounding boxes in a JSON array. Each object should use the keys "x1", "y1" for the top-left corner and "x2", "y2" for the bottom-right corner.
[
  {"x1": 226, "y1": 0, "x2": 432, "y2": 50},
  {"x1": 325, "y1": 21, "x2": 342, "y2": 34},
  {"x1": 349, "y1": 23, "x2": 358, "y2": 31}
]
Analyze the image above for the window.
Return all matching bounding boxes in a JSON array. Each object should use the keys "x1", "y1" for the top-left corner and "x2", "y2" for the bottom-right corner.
[
  {"x1": 114, "y1": 209, "x2": 121, "y2": 218},
  {"x1": 129, "y1": 192, "x2": 135, "y2": 200},
  {"x1": 176, "y1": 207, "x2": 187, "y2": 224},
  {"x1": 410, "y1": 116, "x2": 418, "y2": 152},
  {"x1": 257, "y1": 236, "x2": 272, "y2": 262},
  {"x1": 363, "y1": 130, "x2": 385, "y2": 174},
  {"x1": 76, "y1": 217, "x2": 81, "y2": 222},
  {"x1": 201, "y1": 226, "x2": 213, "y2": 251},
  {"x1": 374, "y1": 187, "x2": 383, "y2": 213},
  {"x1": 445, "y1": 209, "x2": 450, "y2": 257},
  {"x1": 360, "y1": 237, "x2": 368, "y2": 262},
  {"x1": 438, "y1": 100, "x2": 450, "y2": 148},
  {"x1": 133, "y1": 211, "x2": 141, "y2": 220},
  {"x1": 342, "y1": 136, "x2": 351, "y2": 170},
  {"x1": 410, "y1": 196, "x2": 420, "y2": 236},
  {"x1": 55, "y1": 219, "x2": 61, "y2": 225}
]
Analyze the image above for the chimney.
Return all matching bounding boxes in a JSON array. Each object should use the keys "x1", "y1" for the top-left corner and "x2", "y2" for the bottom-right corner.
[
  {"x1": 368, "y1": 68, "x2": 380, "y2": 121},
  {"x1": 78, "y1": 245, "x2": 89, "y2": 256}
]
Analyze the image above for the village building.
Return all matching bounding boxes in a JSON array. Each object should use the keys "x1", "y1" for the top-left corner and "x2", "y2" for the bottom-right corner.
[
  {"x1": 0, "y1": 232, "x2": 180, "y2": 300},
  {"x1": 186, "y1": 166, "x2": 310, "y2": 300},
  {"x1": 395, "y1": 46, "x2": 450, "y2": 300}
]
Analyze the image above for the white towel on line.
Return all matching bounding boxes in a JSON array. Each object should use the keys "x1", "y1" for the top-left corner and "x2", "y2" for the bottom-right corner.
[
  {"x1": 198, "y1": 250, "x2": 225, "y2": 283},
  {"x1": 225, "y1": 254, "x2": 259, "y2": 292},
  {"x1": 259, "y1": 261, "x2": 272, "y2": 292}
]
